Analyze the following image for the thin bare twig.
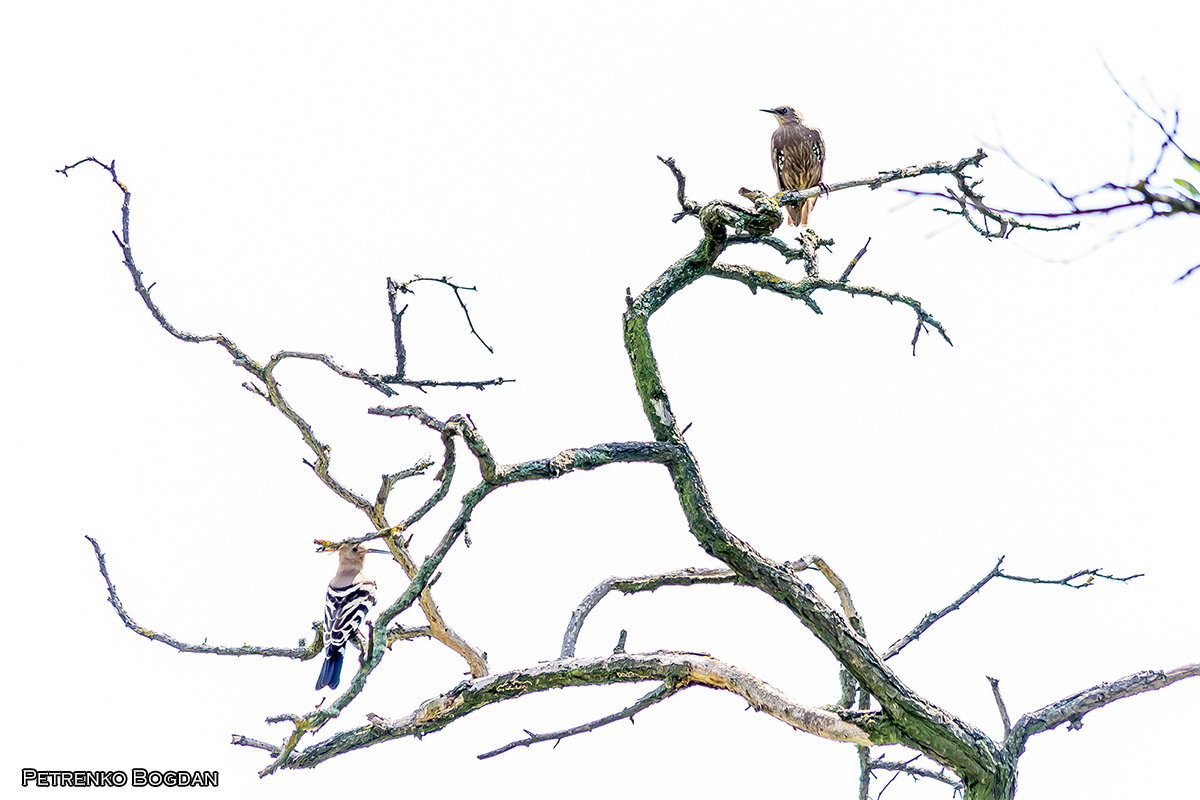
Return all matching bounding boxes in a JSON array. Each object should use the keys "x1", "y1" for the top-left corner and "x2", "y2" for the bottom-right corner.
[
  {"x1": 657, "y1": 155, "x2": 701, "y2": 222},
  {"x1": 885, "y1": 557, "x2": 1142, "y2": 660},
  {"x1": 986, "y1": 676, "x2": 1012, "y2": 736},
  {"x1": 1101, "y1": 61, "x2": 1196, "y2": 164},
  {"x1": 374, "y1": 457, "x2": 436, "y2": 520},
  {"x1": 884, "y1": 558, "x2": 1005, "y2": 660},
  {"x1": 774, "y1": 149, "x2": 990, "y2": 208},
  {"x1": 476, "y1": 679, "x2": 682, "y2": 759},
  {"x1": 705, "y1": 261, "x2": 953, "y2": 352},
  {"x1": 902, "y1": 72, "x2": 1199, "y2": 249},
  {"x1": 840, "y1": 237, "x2": 871, "y2": 283},
  {"x1": 870, "y1": 756, "x2": 964, "y2": 792},
  {"x1": 86, "y1": 535, "x2": 323, "y2": 660},
  {"x1": 1000, "y1": 566, "x2": 1143, "y2": 588},
  {"x1": 386, "y1": 277, "x2": 409, "y2": 378},
  {"x1": 395, "y1": 275, "x2": 495, "y2": 354},
  {"x1": 1174, "y1": 261, "x2": 1200, "y2": 282},
  {"x1": 230, "y1": 735, "x2": 282, "y2": 756}
]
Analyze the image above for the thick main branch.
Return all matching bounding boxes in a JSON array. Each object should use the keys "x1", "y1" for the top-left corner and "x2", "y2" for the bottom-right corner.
[
  {"x1": 274, "y1": 651, "x2": 880, "y2": 769},
  {"x1": 622, "y1": 172, "x2": 998, "y2": 783}
]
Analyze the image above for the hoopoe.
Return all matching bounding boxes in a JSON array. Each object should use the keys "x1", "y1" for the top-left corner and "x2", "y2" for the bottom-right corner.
[{"x1": 315, "y1": 543, "x2": 388, "y2": 691}]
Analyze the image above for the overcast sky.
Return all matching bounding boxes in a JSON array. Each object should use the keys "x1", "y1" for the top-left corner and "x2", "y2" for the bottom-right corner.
[{"x1": 3, "y1": 2, "x2": 1197, "y2": 798}]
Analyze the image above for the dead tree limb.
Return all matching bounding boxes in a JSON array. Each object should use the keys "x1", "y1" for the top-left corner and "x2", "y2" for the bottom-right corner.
[{"x1": 64, "y1": 152, "x2": 1196, "y2": 797}]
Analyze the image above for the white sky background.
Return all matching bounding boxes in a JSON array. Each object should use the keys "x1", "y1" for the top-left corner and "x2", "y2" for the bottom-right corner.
[{"x1": 3, "y1": 2, "x2": 1197, "y2": 798}]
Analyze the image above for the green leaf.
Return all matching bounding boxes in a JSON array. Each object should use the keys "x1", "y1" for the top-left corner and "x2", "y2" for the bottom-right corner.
[
  {"x1": 1187, "y1": 156, "x2": 1200, "y2": 174},
  {"x1": 1175, "y1": 178, "x2": 1200, "y2": 197}
]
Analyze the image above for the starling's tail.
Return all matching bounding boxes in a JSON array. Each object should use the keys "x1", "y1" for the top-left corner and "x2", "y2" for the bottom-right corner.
[
  {"x1": 799, "y1": 196, "x2": 817, "y2": 226},
  {"x1": 787, "y1": 204, "x2": 802, "y2": 226},
  {"x1": 315, "y1": 647, "x2": 344, "y2": 690}
]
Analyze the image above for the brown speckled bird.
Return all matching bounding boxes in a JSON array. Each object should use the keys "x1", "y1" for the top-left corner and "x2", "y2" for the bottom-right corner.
[{"x1": 762, "y1": 106, "x2": 825, "y2": 226}]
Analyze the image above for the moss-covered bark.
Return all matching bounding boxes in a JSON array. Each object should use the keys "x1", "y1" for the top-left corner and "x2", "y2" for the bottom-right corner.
[{"x1": 621, "y1": 198, "x2": 1009, "y2": 790}]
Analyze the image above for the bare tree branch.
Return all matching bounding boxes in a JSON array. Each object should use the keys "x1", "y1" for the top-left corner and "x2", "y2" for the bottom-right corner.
[
  {"x1": 560, "y1": 566, "x2": 747, "y2": 658},
  {"x1": 57, "y1": 157, "x2": 493, "y2": 680},
  {"x1": 999, "y1": 566, "x2": 1142, "y2": 588},
  {"x1": 625, "y1": 167, "x2": 1002, "y2": 786},
  {"x1": 986, "y1": 677, "x2": 1012, "y2": 737},
  {"x1": 795, "y1": 555, "x2": 868, "y2": 639},
  {"x1": 59, "y1": 158, "x2": 495, "y2": 761},
  {"x1": 896, "y1": 72, "x2": 1199, "y2": 272},
  {"x1": 230, "y1": 735, "x2": 282, "y2": 756},
  {"x1": 87, "y1": 535, "x2": 323, "y2": 660},
  {"x1": 369, "y1": 407, "x2": 684, "y2": 486},
  {"x1": 1008, "y1": 663, "x2": 1200, "y2": 753},
  {"x1": 67, "y1": 149, "x2": 1194, "y2": 798},
  {"x1": 858, "y1": 744, "x2": 872, "y2": 800},
  {"x1": 476, "y1": 678, "x2": 683, "y2": 759},
  {"x1": 773, "y1": 149, "x2": 991, "y2": 209},
  {"x1": 374, "y1": 457, "x2": 436, "y2": 521},
  {"x1": 899, "y1": 175, "x2": 1079, "y2": 239},
  {"x1": 271, "y1": 652, "x2": 879, "y2": 770},
  {"x1": 870, "y1": 756, "x2": 965, "y2": 792},
  {"x1": 395, "y1": 275, "x2": 494, "y2": 353},
  {"x1": 705, "y1": 261, "x2": 953, "y2": 352},
  {"x1": 559, "y1": 555, "x2": 858, "y2": 660},
  {"x1": 1101, "y1": 61, "x2": 1196, "y2": 164},
  {"x1": 656, "y1": 155, "x2": 701, "y2": 222},
  {"x1": 884, "y1": 558, "x2": 1006, "y2": 661},
  {"x1": 884, "y1": 557, "x2": 1141, "y2": 661},
  {"x1": 243, "y1": 412, "x2": 690, "y2": 769},
  {"x1": 840, "y1": 237, "x2": 872, "y2": 283},
  {"x1": 55, "y1": 158, "x2": 513, "y2": 396},
  {"x1": 386, "y1": 277, "x2": 409, "y2": 378}
]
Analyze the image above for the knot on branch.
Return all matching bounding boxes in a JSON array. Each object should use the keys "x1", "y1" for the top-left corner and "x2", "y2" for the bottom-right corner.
[
  {"x1": 548, "y1": 449, "x2": 576, "y2": 477},
  {"x1": 737, "y1": 188, "x2": 785, "y2": 234}
]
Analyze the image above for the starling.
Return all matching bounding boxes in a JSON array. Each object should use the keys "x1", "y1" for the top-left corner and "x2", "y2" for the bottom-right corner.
[
  {"x1": 762, "y1": 106, "x2": 826, "y2": 226},
  {"x1": 315, "y1": 543, "x2": 388, "y2": 691}
]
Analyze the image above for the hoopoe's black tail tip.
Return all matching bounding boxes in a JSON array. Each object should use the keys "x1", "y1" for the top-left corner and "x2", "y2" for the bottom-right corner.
[{"x1": 315, "y1": 648, "x2": 344, "y2": 691}]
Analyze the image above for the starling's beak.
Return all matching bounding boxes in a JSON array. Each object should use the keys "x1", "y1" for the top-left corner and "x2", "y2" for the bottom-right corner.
[
  {"x1": 760, "y1": 108, "x2": 775, "y2": 114},
  {"x1": 364, "y1": 548, "x2": 390, "y2": 554}
]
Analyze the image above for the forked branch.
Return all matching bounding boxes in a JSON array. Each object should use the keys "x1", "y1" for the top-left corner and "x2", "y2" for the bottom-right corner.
[{"x1": 884, "y1": 556, "x2": 1142, "y2": 661}]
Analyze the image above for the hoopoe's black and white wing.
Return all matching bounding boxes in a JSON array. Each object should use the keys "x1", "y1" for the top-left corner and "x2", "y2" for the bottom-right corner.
[{"x1": 315, "y1": 578, "x2": 378, "y2": 690}]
